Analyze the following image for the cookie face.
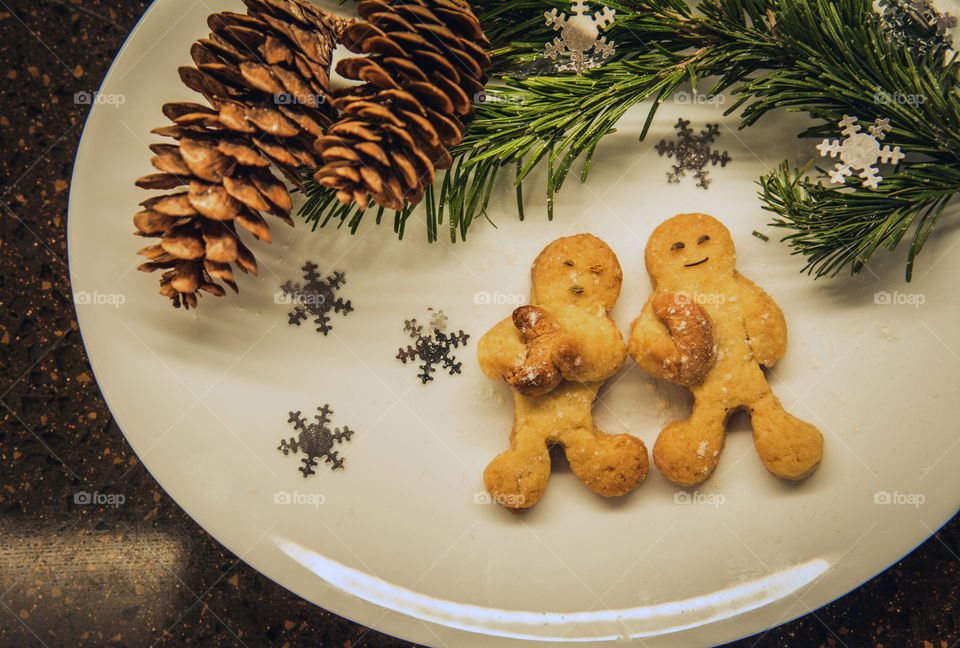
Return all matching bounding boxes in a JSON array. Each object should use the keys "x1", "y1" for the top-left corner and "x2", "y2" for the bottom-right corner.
[
  {"x1": 531, "y1": 234, "x2": 623, "y2": 311},
  {"x1": 645, "y1": 213, "x2": 737, "y2": 283}
]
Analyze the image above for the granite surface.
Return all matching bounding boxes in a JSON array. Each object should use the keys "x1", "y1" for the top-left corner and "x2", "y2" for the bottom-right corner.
[{"x1": 0, "y1": 1, "x2": 958, "y2": 647}]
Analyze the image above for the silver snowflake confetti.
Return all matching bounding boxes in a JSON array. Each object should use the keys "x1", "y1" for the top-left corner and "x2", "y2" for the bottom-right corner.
[
  {"x1": 654, "y1": 119, "x2": 731, "y2": 189},
  {"x1": 396, "y1": 309, "x2": 470, "y2": 384},
  {"x1": 280, "y1": 261, "x2": 353, "y2": 335},
  {"x1": 278, "y1": 405, "x2": 354, "y2": 476},
  {"x1": 879, "y1": 0, "x2": 956, "y2": 55},
  {"x1": 543, "y1": 0, "x2": 616, "y2": 75},
  {"x1": 816, "y1": 115, "x2": 905, "y2": 189}
]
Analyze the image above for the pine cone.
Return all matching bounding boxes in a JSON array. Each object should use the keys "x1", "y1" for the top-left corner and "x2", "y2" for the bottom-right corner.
[
  {"x1": 313, "y1": 0, "x2": 490, "y2": 210},
  {"x1": 134, "y1": 0, "x2": 346, "y2": 309}
]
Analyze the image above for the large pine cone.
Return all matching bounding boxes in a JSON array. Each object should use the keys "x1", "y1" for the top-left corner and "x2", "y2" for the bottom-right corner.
[
  {"x1": 134, "y1": 0, "x2": 346, "y2": 309},
  {"x1": 313, "y1": 0, "x2": 490, "y2": 210}
]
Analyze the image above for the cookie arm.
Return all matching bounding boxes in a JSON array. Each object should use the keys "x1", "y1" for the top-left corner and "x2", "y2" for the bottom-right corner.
[
  {"x1": 628, "y1": 300, "x2": 681, "y2": 382},
  {"x1": 477, "y1": 317, "x2": 527, "y2": 381},
  {"x1": 628, "y1": 294, "x2": 715, "y2": 386},
  {"x1": 504, "y1": 305, "x2": 569, "y2": 396},
  {"x1": 736, "y1": 272, "x2": 787, "y2": 367}
]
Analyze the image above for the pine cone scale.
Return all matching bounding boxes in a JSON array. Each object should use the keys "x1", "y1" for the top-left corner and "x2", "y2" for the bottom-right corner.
[
  {"x1": 236, "y1": 208, "x2": 272, "y2": 242},
  {"x1": 216, "y1": 139, "x2": 270, "y2": 167},
  {"x1": 201, "y1": 222, "x2": 240, "y2": 264},
  {"x1": 134, "y1": 210, "x2": 178, "y2": 235},
  {"x1": 142, "y1": 193, "x2": 196, "y2": 217},
  {"x1": 223, "y1": 175, "x2": 273, "y2": 212},
  {"x1": 341, "y1": 22, "x2": 389, "y2": 51},
  {"x1": 160, "y1": 228, "x2": 205, "y2": 260},
  {"x1": 135, "y1": 174, "x2": 188, "y2": 190}
]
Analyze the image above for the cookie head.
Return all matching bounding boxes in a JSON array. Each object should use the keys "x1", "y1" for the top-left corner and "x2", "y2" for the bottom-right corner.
[
  {"x1": 531, "y1": 234, "x2": 623, "y2": 309},
  {"x1": 645, "y1": 213, "x2": 736, "y2": 281}
]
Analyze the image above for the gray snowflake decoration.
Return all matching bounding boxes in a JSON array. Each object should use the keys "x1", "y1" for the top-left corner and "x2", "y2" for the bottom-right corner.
[
  {"x1": 543, "y1": 0, "x2": 616, "y2": 75},
  {"x1": 816, "y1": 115, "x2": 905, "y2": 189},
  {"x1": 280, "y1": 261, "x2": 353, "y2": 335},
  {"x1": 396, "y1": 310, "x2": 469, "y2": 384},
  {"x1": 654, "y1": 119, "x2": 731, "y2": 189},
  {"x1": 879, "y1": 0, "x2": 957, "y2": 56},
  {"x1": 278, "y1": 405, "x2": 354, "y2": 476}
]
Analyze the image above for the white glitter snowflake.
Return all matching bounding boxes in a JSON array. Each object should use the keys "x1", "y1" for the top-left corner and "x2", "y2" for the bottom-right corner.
[
  {"x1": 543, "y1": 0, "x2": 616, "y2": 75},
  {"x1": 816, "y1": 115, "x2": 905, "y2": 189}
]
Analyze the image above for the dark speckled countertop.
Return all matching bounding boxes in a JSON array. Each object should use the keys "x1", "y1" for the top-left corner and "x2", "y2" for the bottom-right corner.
[{"x1": 0, "y1": 1, "x2": 958, "y2": 647}]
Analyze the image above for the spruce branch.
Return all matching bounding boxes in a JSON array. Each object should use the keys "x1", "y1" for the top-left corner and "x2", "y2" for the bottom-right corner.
[
  {"x1": 759, "y1": 161, "x2": 960, "y2": 279},
  {"x1": 730, "y1": 0, "x2": 960, "y2": 279},
  {"x1": 299, "y1": 0, "x2": 960, "y2": 280}
]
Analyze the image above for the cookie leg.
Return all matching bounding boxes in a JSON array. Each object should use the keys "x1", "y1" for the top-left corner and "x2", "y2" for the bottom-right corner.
[
  {"x1": 653, "y1": 402, "x2": 727, "y2": 487},
  {"x1": 483, "y1": 429, "x2": 551, "y2": 509},
  {"x1": 561, "y1": 426, "x2": 649, "y2": 497},
  {"x1": 749, "y1": 391, "x2": 823, "y2": 480}
]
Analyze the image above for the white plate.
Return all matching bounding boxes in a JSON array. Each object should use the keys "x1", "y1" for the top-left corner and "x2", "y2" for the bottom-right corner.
[{"x1": 69, "y1": 1, "x2": 960, "y2": 645}]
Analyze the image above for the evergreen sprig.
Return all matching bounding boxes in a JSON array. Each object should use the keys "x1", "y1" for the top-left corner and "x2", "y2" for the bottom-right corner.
[{"x1": 300, "y1": 0, "x2": 960, "y2": 280}]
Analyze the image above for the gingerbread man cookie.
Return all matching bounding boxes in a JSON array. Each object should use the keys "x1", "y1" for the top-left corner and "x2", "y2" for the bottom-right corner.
[
  {"x1": 478, "y1": 234, "x2": 649, "y2": 509},
  {"x1": 629, "y1": 213, "x2": 823, "y2": 486}
]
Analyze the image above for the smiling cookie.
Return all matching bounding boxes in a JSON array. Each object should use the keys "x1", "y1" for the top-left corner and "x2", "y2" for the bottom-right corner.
[{"x1": 629, "y1": 213, "x2": 823, "y2": 486}]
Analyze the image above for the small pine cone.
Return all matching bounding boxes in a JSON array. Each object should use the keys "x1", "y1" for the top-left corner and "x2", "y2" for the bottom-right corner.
[
  {"x1": 313, "y1": 0, "x2": 490, "y2": 211},
  {"x1": 134, "y1": 0, "x2": 346, "y2": 309}
]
